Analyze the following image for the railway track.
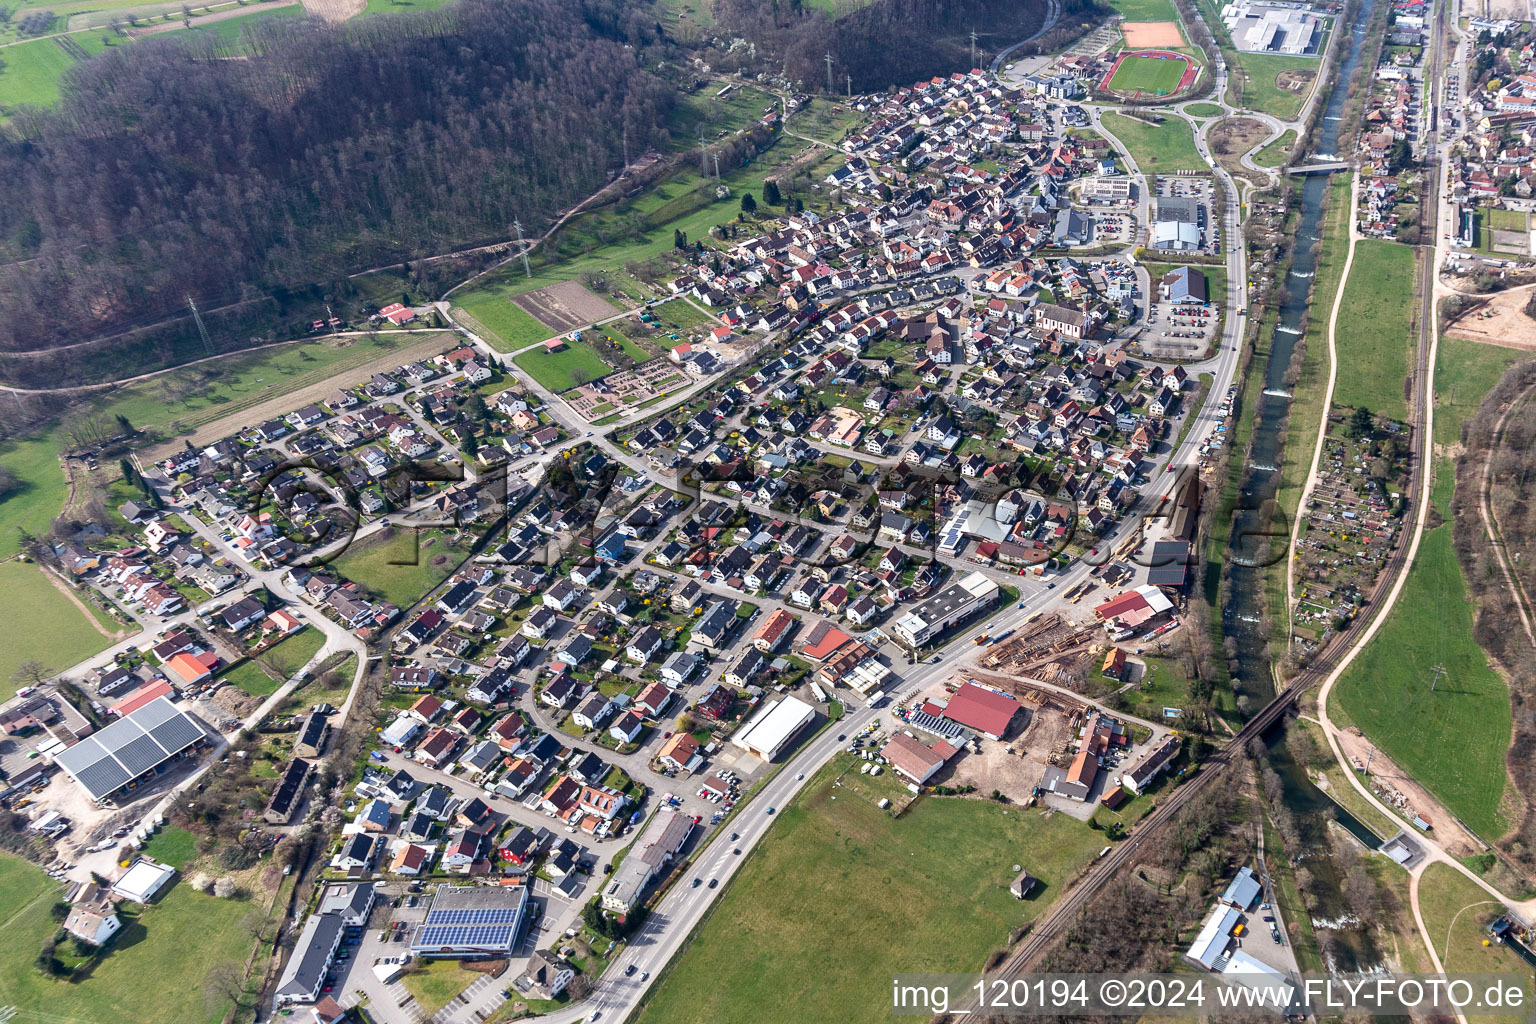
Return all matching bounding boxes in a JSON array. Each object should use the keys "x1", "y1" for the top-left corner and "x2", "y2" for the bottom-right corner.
[{"x1": 975, "y1": 22, "x2": 1445, "y2": 983}]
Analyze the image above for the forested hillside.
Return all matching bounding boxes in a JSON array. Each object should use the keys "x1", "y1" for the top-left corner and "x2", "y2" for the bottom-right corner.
[
  {"x1": 710, "y1": 0, "x2": 1067, "y2": 92},
  {"x1": 0, "y1": 0, "x2": 672, "y2": 364}
]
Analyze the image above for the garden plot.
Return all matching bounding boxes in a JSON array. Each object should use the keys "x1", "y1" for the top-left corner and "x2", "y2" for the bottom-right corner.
[
  {"x1": 512, "y1": 280, "x2": 621, "y2": 335},
  {"x1": 1291, "y1": 412, "x2": 1411, "y2": 647}
]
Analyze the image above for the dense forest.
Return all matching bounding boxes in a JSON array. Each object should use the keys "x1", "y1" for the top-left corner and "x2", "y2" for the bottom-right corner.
[
  {"x1": 0, "y1": 0, "x2": 1097, "y2": 385},
  {"x1": 709, "y1": 0, "x2": 1085, "y2": 92},
  {"x1": 0, "y1": 0, "x2": 672, "y2": 362}
]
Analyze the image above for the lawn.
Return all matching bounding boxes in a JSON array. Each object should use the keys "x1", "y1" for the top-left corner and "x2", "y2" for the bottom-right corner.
[
  {"x1": 0, "y1": 430, "x2": 69, "y2": 558},
  {"x1": 0, "y1": 37, "x2": 78, "y2": 111},
  {"x1": 454, "y1": 298, "x2": 560, "y2": 353},
  {"x1": 1101, "y1": 111, "x2": 1205, "y2": 173},
  {"x1": 219, "y1": 658, "x2": 285, "y2": 698},
  {"x1": 1109, "y1": 0, "x2": 1178, "y2": 18},
  {"x1": 1488, "y1": 207, "x2": 1528, "y2": 232},
  {"x1": 0, "y1": 853, "x2": 263, "y2": 1024},
  {"x1": 1331, "y1": 525, "x2": 1512, "y2": 841},
  {"x1": 401, "y1": 959, "x2": 477, "y2": 1015},
  {"x1": 0, "y1": 561, "x2": 116, "y2": 700},
  {"x1": 1253, "y1": 129, "x2": 1297, "y2": 167},
  {"x1": 1144, "y1": 261, "x2": 1226, "y2": 311},
  {"x1": 1331, "y1": 240, "x2": 1415, "y2": 421},
  {"x1": 1121, "y1": 655, "x2": 1196, "y2": 718},
  {"x1": 512, "y1": 336, "x2": 616, "y2": 392},
  {"x1": 141, "y1": 826, "x2": 199, "y2": 870},
  {"x1": 1108, "y1": 54, "x2": 1190, "y2": 97},
  {"x1": 1434, "y1": 335, "x2": 1525, "y2": 446},
  {"x1": 631, "y1": 754, "x2": 1104, "y2": 1024},
  {"x1": 652, "y1": 298, "x2": 715, "y2": 331},
  {"x1": 1229, "y1": 52, "x2": 1318, "y2": 121},
  {"x1": 333, "y1": 527, "x2": 463, "y2": 608},
  {"x1": 1417, "y1": 862, "x2": 1533, "y2": 1024},
  {"x1": 1183, "y1": 101, "x2": 1224, "y2": 117},
  {"x1": 1275, "y1": 175, "x2": 1351, "y2": 524},
  {"x1": 223, "y1": 625, "x2": 329, "y2": 698}
]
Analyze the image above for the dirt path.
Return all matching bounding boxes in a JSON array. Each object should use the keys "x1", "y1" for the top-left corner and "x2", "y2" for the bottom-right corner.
[
  {"x1": 141, "y1": 332, "x2": 456, "y2": 460},
  {"x1": 40, "y1": 564, "x2": 131, "y2": 642},
  {"x1": 128, "y1": 0, "x2": 299, "y2": 36}
]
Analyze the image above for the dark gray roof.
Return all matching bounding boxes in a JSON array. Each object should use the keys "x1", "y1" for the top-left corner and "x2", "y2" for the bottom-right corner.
[
  {"x1": 54, "y1": 697, "x2": 206, "y2": 800},
  {"x1": 276, "y1": 912, "x2": 344, "y2": 1000}
]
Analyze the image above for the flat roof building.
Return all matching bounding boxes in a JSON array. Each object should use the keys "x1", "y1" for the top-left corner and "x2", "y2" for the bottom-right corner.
[
  {"x1": 892, "y1": 572, "x2": 999, "y2": 647},
  {"x1": 410, "y1": 883, "x2": 528, "y2": 959},
  {"x1": 731, "y1": 695, "x2": 816, "y2": 762}
]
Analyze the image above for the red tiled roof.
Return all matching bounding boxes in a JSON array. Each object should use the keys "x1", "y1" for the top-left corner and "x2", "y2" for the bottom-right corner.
[{"x1": 113, "y1": 678, "x2": 173, "y2": 716}]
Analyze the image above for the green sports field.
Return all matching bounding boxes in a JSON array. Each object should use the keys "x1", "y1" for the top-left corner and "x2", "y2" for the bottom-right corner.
[{"x1": 1108, "y1": 54, "x2": 1189, "y2": 96}]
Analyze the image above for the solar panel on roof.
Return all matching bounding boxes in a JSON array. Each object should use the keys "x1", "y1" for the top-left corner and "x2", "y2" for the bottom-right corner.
[
  {"x1": 114, "y1": 733, "x2": 171, "y2": 776},
  {"x1": 74, "y1": 759, "x2": 132, "y2": 800},
  {"x1": 147, "y1": 713, "x2": 204, "y2": 753},
  {"x1": 128, "y1": 695, "x2": 181, "y2": 729},
  {"x1": 54, "y1": 734, "x2": 108, "y2": 775}
]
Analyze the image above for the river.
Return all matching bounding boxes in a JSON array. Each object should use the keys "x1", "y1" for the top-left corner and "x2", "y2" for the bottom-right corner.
[{"x1": 1217, "y1": 0, "x2": 1388, "y2": 972}]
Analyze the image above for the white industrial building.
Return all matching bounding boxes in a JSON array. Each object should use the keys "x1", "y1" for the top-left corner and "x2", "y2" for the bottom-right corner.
[
  {"x1": 1221, "y1": 2, "x2": 1326, "y2": 54},
  {"x1": 731, "y1": 695, "x2": 816, "y2": 761},
  {"x1": 892, "y1": 571, "x2": 1000, "y2": 647}
]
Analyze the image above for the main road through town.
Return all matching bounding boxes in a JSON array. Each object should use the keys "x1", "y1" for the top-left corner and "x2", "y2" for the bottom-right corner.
[{"x1": 466, "y1": 98, "x2": 1256, "y2": 1024}]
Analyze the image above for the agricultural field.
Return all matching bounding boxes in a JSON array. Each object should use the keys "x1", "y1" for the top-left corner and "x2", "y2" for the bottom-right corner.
[
  {"x1": 1331, "y1": 240, "x2": 1415, "y2": 421},
  {"x1": 512, "y1": 280, "x2": 620, "y2": 335},
  {"x1": 1108, "y1": 54, "x2": 1190, "y2": 96},
  {"x1": 0, "y1": 560, "x2": 118, "y2": 700},
  {"x1": 332, "y1": 527, "x2": 464, "y2": 608},
  {"x1": 1100, "y1": 111, "x2": 1205, "y2": 173},
  {"x1": 0, "y1": 37, "x2": 80, "y2": 111},
  {"x1": 631, "y1": 754, "x2": 1104, "y2": 1024},
  {"x1": 0, "y1": 853, "x2": 263, "y2": 1024},
  {"x1": 155, "y1": 3, "x2": 302, "y2": 44},
  {"x1": 1331, "y1": 525, "x2": 1512, "y2": 841}
]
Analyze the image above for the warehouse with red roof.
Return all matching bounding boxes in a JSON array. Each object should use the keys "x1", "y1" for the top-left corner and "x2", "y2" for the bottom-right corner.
[{"x1": 940, "y1": 682, "x2": 1023, "y2": 740}]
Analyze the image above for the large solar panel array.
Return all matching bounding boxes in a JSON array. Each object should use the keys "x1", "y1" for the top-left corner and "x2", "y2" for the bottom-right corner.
[
  {"x1": 424, "y1": 907, "x2": 520, "y2": 926},
  {"x1": 415, "y1": 925, "x2": 515, "y2": 949},
  {"x1": 54, "y1": 696, "x2": 208, "y2": 800}
]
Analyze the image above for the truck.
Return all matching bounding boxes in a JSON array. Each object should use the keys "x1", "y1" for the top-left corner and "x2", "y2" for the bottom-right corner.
[
  {"x1": 865, "y1": 690, "x2": 887, "y2": 709},
  {"x1": 810, "y1": 682, "x2": 829, "y2": 703}
]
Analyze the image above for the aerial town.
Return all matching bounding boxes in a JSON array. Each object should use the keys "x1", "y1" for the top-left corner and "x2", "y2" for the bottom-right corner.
[{"x1": 0, "y1": 0, "x2": 1533, "y2": 1021}]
